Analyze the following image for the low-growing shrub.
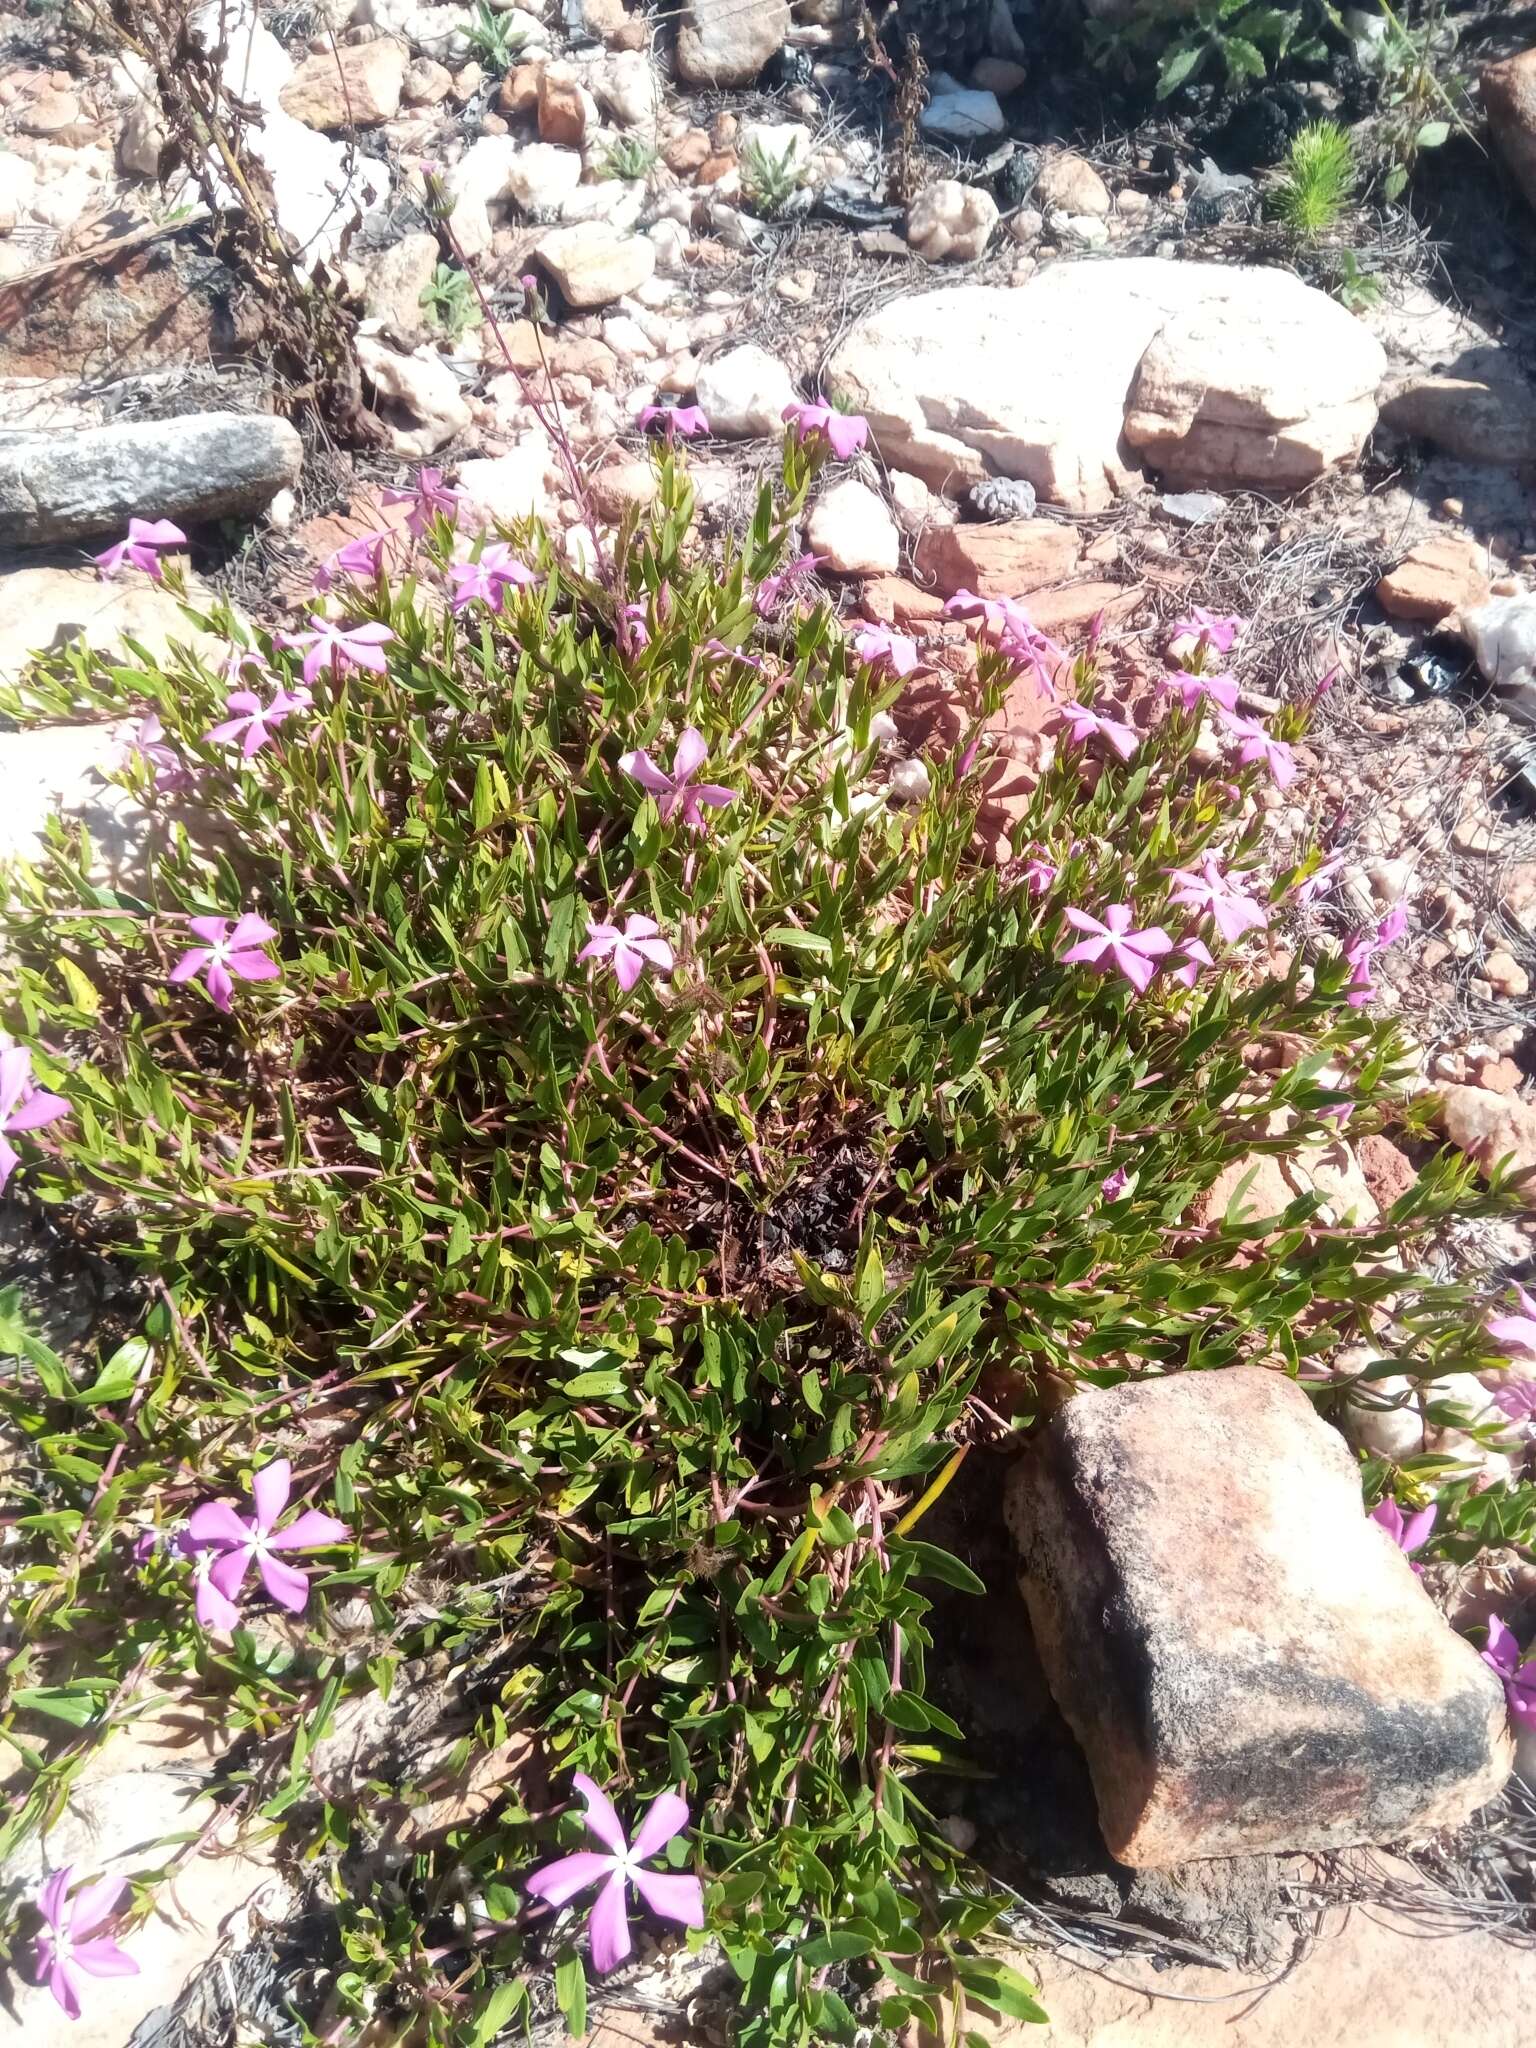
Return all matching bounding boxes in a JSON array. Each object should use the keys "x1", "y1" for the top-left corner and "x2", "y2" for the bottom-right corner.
[{"x1": 0, "y1": 431, "x2": 1529, "y2": 2044}]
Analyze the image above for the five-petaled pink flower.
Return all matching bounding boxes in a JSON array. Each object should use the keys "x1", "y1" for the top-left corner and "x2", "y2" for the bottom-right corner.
[
  {"x1": 1060, "y1": 905, "x2": 1173, "y2": 995},
  {"x1": 1022, "y1": 853, "x2": 1057, "y2": 897},
  {"x1": 1370, "y1": 1497, "x2": 1435, "y2": 1574},
  {"x1": 638, "y1": 404, "x2": 709, "y2": 440},
  {"x1": 1058, "y1": 701, "x2": 1138, "y2": 763},
  {"x1": 1489, "y1": 1284, "x2": 1536, "y2": 1359},
  {"x1": 32, "y1": 1867, "x2": 138, "y2": 2019},
  {"x1": 382, "y1": 467, "x2": 468, "y2": 536},
  {"x1": 205, "y1": 682, "x2": 312, "y2": 759},
  {"x1": 754, "y1": 552, "x2": 821, "y2": 617},
  {"x1": 1167, "y1": 608, "x2": 1243, "y2": 661},
  {"x1": 578, "y1": 914, "x2": 674, "y2": 993},
  {"x1": 782, "y1": 400, "x2": 869, "y2": 461},
  {"x1": 185, "y1": 1457, "x2": 347, "y2": 1626},
  {"x1": 1164, "y1": 854, "x2": 1268, "y2": 945},
  {"x1": 1491, "y1": 1379, "x2": 1536, "y2": 1424},
  {"x1": 282, "y1": 616, "x2": 394, "y2": 687},
  {"x1": 93, "y1": 519, "x2": 187, "y2": 582},
  {"x1": 313, "y1": 529, "x2": 392, "y2": 592},
  {"x1": 169, "y1": 914, "x2": 280, "y2": 1014},
  {"x1": 619, "y1": 728, "x2": 734, "y2": 832},
  {"x1": 853, "y1": 625, "x2": 918, "y2": 678},
  {"x1": 1161, "y1": 668, "x2": 1240, "y2": 715},
  {"x1": 1217, "y1": 707, "x2": 1297, "y2": 789},
  {"x1": 1168, "y1": 933, "x2": 1214, "y2": 989},
  {"x1": 525, "y1": 1773, "x2": 704, "y2": 1974},
  {"x1": 119, "y1": 711, "x2": 190, "y2": 793},
  {"x1": 447, "y1": 542, "x2": 537, "y2": 615},
  {"x1": 0, "y1": 1047, "x2": 69, "y2": 1197},
  {"x1": 944, "y1": 591, "x2": 1063, "y2": 690},
  {"x1": 1482, "y1": 1615, "x2": 1536, "y2": 1726}
]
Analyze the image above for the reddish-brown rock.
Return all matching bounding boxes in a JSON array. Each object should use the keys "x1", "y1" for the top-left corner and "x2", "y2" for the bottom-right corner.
[
  {"x1": 1483, "y1": 47, "x2": 1536, "y2": 219},
  {"x1": 1005, "y1": 1369, "x2": 1513, "y2": 1867},
  {"x1": 1436, "y1": 1085, "x2": 1536, "y2": 1204},
  {"x1": 1376, "y1": 536, "x2": 1490, "y2": 625},
  {"x1": 279, "y1": 38, "x2": 407, "y2": 130},
  {"x1": 913, "y1": 518, "x2": 1080, "y2": 599},
  {"x1": 1356, "y1": 1132, "x2": 1417, "y2": 1211},
  {"x1": 859, "y1": 576, "x2": 947, "y2": 626},
  {"x1": 537, "y1": 63, "x2": 589, "y2": 147},
  {"x1": 1025, "y1": 579, "x2": 1142, "y2": 639},
  {"x1": 497, "y1": 63, "x2": 542, "y2": 119},
  {"x1": 1186, "y1": 1153, "x2": 1295, "y2": 1228}
]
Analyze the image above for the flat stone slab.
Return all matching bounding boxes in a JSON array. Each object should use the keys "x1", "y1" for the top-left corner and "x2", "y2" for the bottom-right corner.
[{"x1": 1005, "y1": 1367, "x2": 1512, "y2": 1866}]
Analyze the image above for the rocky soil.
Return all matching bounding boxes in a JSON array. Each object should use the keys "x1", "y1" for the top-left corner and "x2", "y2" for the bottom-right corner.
[{"x1": 5, "y1": 0, "x2": 1536, "y2": 2041}]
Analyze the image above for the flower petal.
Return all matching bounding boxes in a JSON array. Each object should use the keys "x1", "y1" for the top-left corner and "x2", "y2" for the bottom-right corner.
[
  {"x1": 204, "y1": 959, "x2": 234, "y2": 1012},
  {"x1": 628, "y1": 1789, "x2": 690, "y2": 1863},
  {"x1": 185, "y1": 1501, "x2": 250, "y2": 1550},
  {"x1": 5, "y1": 1088, "x2": 69, "y2": 1134},
  {"x1": 48, "y1": 1956, "x2": 83, "y2": 2020},
  {"x1": 70, "y1": 1937, "x2": 139, "y2": 1980},
  {"x1": 266, "y1": 1508, "x2": 348, "y2": 1552},
  {"x1": 168, "y1": 948, "x2": 209, "y2": 986},
  {"x1": 229, "y1": 950, "x2": 281, "y2": 983},
  {"x1": 525, "y1": 1850, "x2": 616, "y2": 1907},
  {"x1": 587, "y1": 1868, "x2": 632, "y2": 1974},
  {"x1": 67, "y1": 1874, "x2": 128, "y2": 1940},
  {"x1": 195, "y1": 1570, "x2": 242, "y2": 1633},
  {"x1": 619, "y1": 749, "x2": 673, "y2": 796},
  {"x1": 572, "y1": 1772, "x2": 629, "y2": 1857},
  {"x1": 258, "y1": 1551, "x2": 312, "y2": 1612},
  {"x1": 250, "y1": 1459, "x2": 291, "y2": 1532},
  {"x1": 1400, "y1": 1504, "x2": 1437, "y2": 1554},
  {"x1": 671, "y1": 727, "x2": 709, "y2": 783},
  {"x1": 208, "y1": 1546, "x2": 253, "y2": 1601},
  {"x1": 612, "y1": 944, "x2": 643, "y2": 992},
  {"x1": 627, "y1": 1865, "x2": 705, "y2": 1930},
  {"x1": 38, "y1": 1868, "x2": 72, "y2": 1933}
]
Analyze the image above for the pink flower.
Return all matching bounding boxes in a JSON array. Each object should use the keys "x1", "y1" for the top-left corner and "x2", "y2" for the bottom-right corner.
[
  {"x1": 1060, "y1": 904, "x2": 1174, "y2": 995},
  {"x1": 619, "y1": 728, "x2": 734, "y2": 832},
  {"x1": 638, "y1": 404, "x2": 709, "y2": 440},
  {"x1": 1164, "y1": 854, "x2": 1268, "y2": 945},
  {"x1": 1491, "y1": 1379, "x2": 1536, "y2": 1423},
  {"x1": 1292, "y1": 853, "x2": 1343, "y2": 906},
  {"x1": 119, "y1": 712, "x2": 190, "y2": 793},
  {"x1": 1216, "y1": 707, "x2": 1297, "y2": 789},
  {"x1": 943, "y1": 591, "x2": 1063, "y2": 690},
  {"x1": 92, "y1": 518, "x2": 187, "y2": 582},
  {"x1": 1375, "y1": 903, "x2": 1408, "y2": 947},
  {"x1": 1489, "y1": 1285, "x2": 1536, "y2": 1358},
  {"x1": 185, "y1": 1457, "x2": 347, "y2": 1625},
  {"x1": 1317, "y1": 1097, "x2": 1353, "y2": 1128},
  {"x1": 579, "y1": 914, "x2": 674, "y2": 992},
  {"x1": 0, "y1": 1047, "x2": 69, "y2": 1197},
  {"x1": 281, "y1": 617, "x2": 394, "y2": 687},
  {"x1": 618, "y1": 601, "x2": 652, "y2": 654},
  {"x1": 169, "y1": 914, "x2": 280, "y2": 1014},
  {"x1": 1341, "y1": 931, "x2": 1378, "y2": 1008},
  {"x1": 853, "y1": 625, "x2": 918, "y2": 678},
  {"x1": 205, "y1": 682, "x2": 312, "y2": 758},
  {"x1": 782, "y1": 400, "x2": 869, "y2": 461},
  {"x1": 1022, "y1": 853, "x2": 1057, "y2": 896},
  {"x1": 1101, "y1": 1166, "x2": 1130, "y2": 1200},
  {"x1": 447, "y1": 542, "x2": 538, "y2": 614},
  {"x1": 525, "y1": 1773, "x2": 704, "y2": 1974},
  {"x1": 32, "y1": 1867, "x2": 138, "y2": 2019},
  {"x1": 381, "y1": 467, "x2": 468, "y2": 537},
  {"x1": 1167, "y1": 608, "x2": 1243, "y2": 661},
  {"x1": 1168, "y1": 933, "x2": 1214, "y2": 988},
  {"x1": 1161, "y1": 668, "x2": 1240, "y2": 714},
  {"x1": 1370, "y1": 1497, "x2": 1435, "y2": 1574},
  {"x1": 1058, "y1": 701, "x2": 1139, "y2": 762},
  {"x1": 313, "y1": 529, "x2": 392, "y2": 592},
  {"x1": 1482, "y1": 1615, "x2": 1536, "y2": 1726},
  {"x1": 178, "y1": 1528, "x2": 242, "y2": 1632},
  {"x1": 754, "y1": 551, "x2": 822, "y2": 617}
]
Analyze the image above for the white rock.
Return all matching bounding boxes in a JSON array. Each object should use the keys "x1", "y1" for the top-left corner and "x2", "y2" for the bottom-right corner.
[
  {"x1": 0, "y1": 152, "x2": 38, "y2": 232},
  {"x1": 647, "y1": 217, "x2": 691, "y2": 275},
  {"x1": 397, "y1": 3, "x2": 476, "y2": 61},
  {"x1": 806, "y1": 478, "x2": 899, "y2": 576},
  {"x1": 559, "y1": 179, "x2": 645, "y2": 228},
  {"x1": 593, "y1": 50, "x2": 660, "y2": 131},
  {"x1": 888, "y1": 468, "x2": 948, "y2": 536},
  {"x1": 828, "y1": 259, "x2": 1385, "y2": 511},
  {"x1": 1341, "y1": 1375, "x2": 1425, "y2": 1462},
  {"x1": 920, "y1": 85, "x2": 1005, "y2": 143},
  {"x1": 535, "y1": 222, "x2": 655, "y2": 308},
  {"x1": 117, "y1": 98, "x2": 166, "y2": 179},
  {"x1": 506, "y1": 140, "x2": 583, "y2": 214},
  {"x1": 448, "y1": 134, "x2": 520, "y2": 256},
  {"x1": 888, "y1": 756, "x2": 932, "y2": 803},
  {"x1": 739, "y1": 120, "x2": 813, "y2": 177},
  {"x1": 906, "y1": 178, "x2": 997, "y2": 263},
  {"x1": 356, "y1": 337, "x2": 471, "y2": 455},
  {"x1": 457, "y1": 435, "x2": 558, "y2": 526},
  {"x1": 1464, "y1": 593, "x2": 1536, "y2": 721},
  {"x1": 676, "y1": 0, "x2": 789, "y2": 86},
  {"x1": 694, "y1": 345, "x2": 798, "y2": 438}
]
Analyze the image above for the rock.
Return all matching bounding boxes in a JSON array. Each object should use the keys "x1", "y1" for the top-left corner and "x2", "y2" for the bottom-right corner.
[
  {"x1": 1486, "y1": 950, "x2": 1531, "y2": 1000},
  {"x1": 362, "y1": 231, "x2": 442, "y2": 340},
  {"x1": 506, "y1": 141, "x2": 584, "y2": 214},
  {"x1": 594, "y1": 49, "x2": 659, "y2": 130},
  {"x1": 0, "y1": 414, "x2": 302, "y2": 546},
  {"x1": 538, "y1": 62, "x2": 592, "y2": 147},
  {"x1": 456, "y1": 438, "x2": 558, "y2": 525},
  {"x1": 535, "y1": 221, "x2": 655, "y2": 306},
  {"x1": 694, "y1": 345, "x2": 798, "y2": 437},
  {"x1": 827, "y1": 261, "x2": 1382, "y2": 511},
  {"x1": 356, "y1": 338, "x2": 472, "y2": 456},
  {"x1": 1366, "y1": 282, "x2": 1536, "y2": 468},
  {"x1": 973, "y1": 56, "x2": 1028, "y2": 95},
  {"x1": 0, "y1": 151, "x2": 38, "y2": 230},
  {"x1": 1186, "y1": 1153, "x2": 1295, "y2": 1228},
  {"x1": 806, "y1": 479, "x2": 900, "y2": 575},
  {"x1": 1159, "y1": 489, "x2": 1225, "y2": 526},
  {"x1": 402, "y1": 55, "x2": 454, "y2": 104},
  {"x1": 16, "y1": 88, "x2": 88, "y2": 143},
  {"x1": 1005, "y1": 1368, "x2": 1513, "y2": 1867},
  {"x1": 1033, "y1": 150, "x2": 1112, "y2": 217},
  {"x1": 1357, "y1": 1132, "x2": 1417, "y2": 1211},
  {"x1": 279, "y1": 36, "x2": 408, "y2": 128},
  {"x1": 1436, "y1": 1086, "x2": 1536, "y2": 1206},
  {"x1": 676, "y1": 0, "x2": 790, "y2": 86},
  {"x1": 118, "y1": 98, "x2": 167, "y2": 179},
  {"x1": 913, "y1": 519, "x2": 1080, "y2": 599},
  {"x1": 1122, "y1": 266, "x2": 1384, "y2": 494},
  {"x1": 1483, "y1": 47, "x2": 1536, "y2": 219},
  {"x1": 906, "y1": 178, "x2": 998, "y2": 263},
  {"x1": 0, "y1": 565, "x2": 228, "y2": 694},
  {"x1": 920, "y1": 86, "x2": 1006, "y2": 143},
  {"x1": 1463, "y1": 593, "x2": 1536, "y2": 720},
  {"x1": 1376, "y1": 536, "x2": 1490, "y2": 625},
  {"x1": 447, "y1": 134, "x2": 520, "y2": 257}
]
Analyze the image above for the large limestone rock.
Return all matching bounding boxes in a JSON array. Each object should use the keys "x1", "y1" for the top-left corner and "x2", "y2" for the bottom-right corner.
[
  {"x1": 826, "y1": 261, "x2": 1384, "y2": 511},
  {"x1": 1483, "y1": 46, "x2": 1536, "y2": 218},
  {"x1": 0, "y1": 413, "x2": 302, "y2": 545},
  {"x1": 0, "y1": 565, "x2": 228, "y2": 688},
  {"x1": 534, "y1": 222, "x2": 655, "y2": 307},
  {"x1": 1366, "y1": 282, "x2": 1536, "y2": 469},
  {"x1": 676, "y1": 0, "x2": 789, "y2": 85},
  {"x1": 278, "y1": 36, "x2": 408, "y2": 128},
  {"x1": 695, "y1": 345, "x2": 799, "y2": 438},
  {"x1": 1005, "y1": 1368, "x2": 1512, "y2": 1866},
  {"x1": 1435, "y1": 1083, "x2": 1536, "y2": 1205}
]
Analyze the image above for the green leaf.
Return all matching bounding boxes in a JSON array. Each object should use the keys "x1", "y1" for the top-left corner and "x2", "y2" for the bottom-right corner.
[
  {"x1": 554, "y1": 1951, "x2": 588, "y2": 2036},
  {"x1": 72, "y1": 1337, "x2": 151, "y2": 1405},
  {"x1": 1415, "y1": 120, "x2": 1450, "y2": 151},
  {"x1": 891, "y1": 1538, "x2": 985, "y2": 1596},
  {"x1": 1155, "y1": 41, "x2": 1205, "y2": 96}
]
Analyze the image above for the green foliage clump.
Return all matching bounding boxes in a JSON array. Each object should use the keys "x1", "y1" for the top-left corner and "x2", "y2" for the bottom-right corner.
[
  {"x1": 1269, "y1": 119, "x2": 1356, "y2": 240},
  {"x1": 464, "y1": 0, "x2": 531, "y2": 75},
  {"x1": 419, "y1": 262, "x2": 478, "y2": 341},
  {"x1": 1088, "y1": 0, "x2": 1323, "y2": 100},
  {"x1": 741, "y1": 138, "x2": 807, "y2": 219},
  {"x1": 0, "y1": 437, "x2": 1525, "y2": 2046}
]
